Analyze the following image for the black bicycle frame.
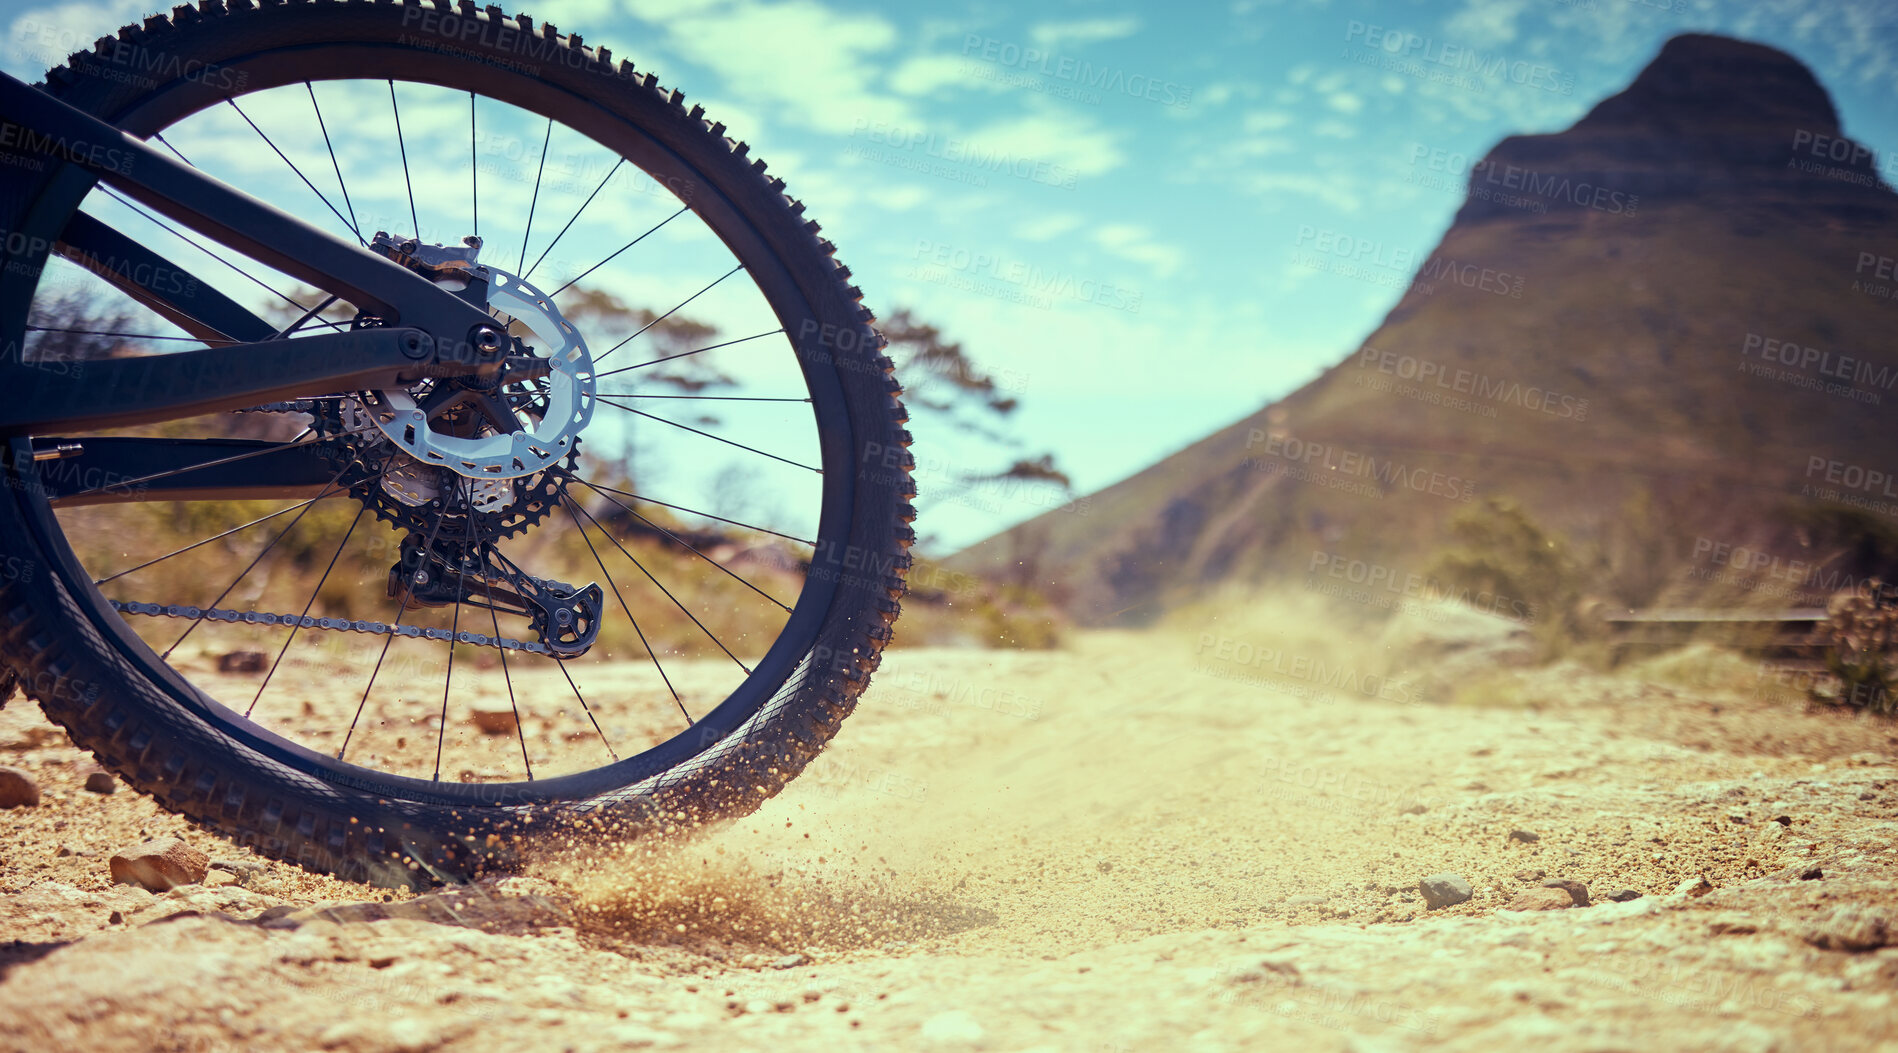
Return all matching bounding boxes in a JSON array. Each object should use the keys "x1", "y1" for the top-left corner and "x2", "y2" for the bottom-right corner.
[{"x1": 0, "y1": 70, "x2": 501, "y2": 500}]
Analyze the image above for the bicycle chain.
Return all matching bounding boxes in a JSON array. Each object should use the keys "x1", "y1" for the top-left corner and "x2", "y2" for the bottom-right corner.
[{"x1": 109, "y1": 600, "x2": 552, "y2": 655}]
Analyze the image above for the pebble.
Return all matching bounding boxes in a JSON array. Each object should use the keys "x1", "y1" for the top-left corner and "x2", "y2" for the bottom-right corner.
[
  {"x1": 1508, "y1": 830, "x2": 1540, "y2": 843},
  {"x1": 1800, "y1": 866, "x2": 1824, "y2": 881},
  {"x1": 1501, "y1": 888, "x2": 1576, "y2": 911},
  {"x1": 216, "y1": 651, "x2": 267, "y2": 674},
  {"x1": 1419, "y1": 873, "x2": 1472, "y2": 910},
  {"x1": 0, "y1": 766, "x2": 40, "y2": 808},
  {"x1": 109, "y1": 837, "x2": 209, "y2": 892},
  {"x1": 83, "y1": 771, "x2": 116, "y2": 794},
  {"x1": 1605, "y1": 890, "x2": 1643, "y2": 902},
  {"x1": 772, "y1": 954, "x2": 808, "y2": 970},
  {"x1": 1805, "y1": 907, "x2": 1894, "y2": 952},
  {"x1": 470, "y1": 703, "x2": 520, "y2": 736},
  {"x1": 1672, "y1": 875, "x2": 1714, "y2": 899},
  {"x1": 1540, "y1": 879, "x2": 1590, "y2": 906},
  {"x1": 1512, "y1": 869, "x2": 1546, "y2": 883}
]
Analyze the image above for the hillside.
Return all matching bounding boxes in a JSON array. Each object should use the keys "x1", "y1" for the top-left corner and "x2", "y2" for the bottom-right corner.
[{"x1": 950, "y1": 34, "x2": 1898, "y2": 625}]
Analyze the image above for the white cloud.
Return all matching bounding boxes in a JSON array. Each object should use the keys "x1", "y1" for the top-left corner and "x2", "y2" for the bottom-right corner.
[
  {"x1": 1093, "y1": 224, "x2": 1185, "y2": 278},
  {"x1": 1014, "y1": 213, "x2": 1085, "y2": 242},
  {"x1": 1325, "y1": 91, "x2": 1363, "y2": 114},
  {"x1": 887, "y1": 53, "x2": 1005, "y2": 97},
  {"x1": 1444, "y1": 0, "x2": 1528, "y2": 48},
  {"x1": 1028, "y1": 17, "x2": 1141, "y2": 50},
  {"x1": 957, "y1": 110, "x2": 1127, "y2": 178},
  {"x1": 630, "y1": 0, "x2": 916, "y2": 136}
]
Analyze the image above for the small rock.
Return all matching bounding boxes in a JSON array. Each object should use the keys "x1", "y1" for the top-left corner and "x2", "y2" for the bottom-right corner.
[
  {"x1": 1097, "y1": 860, "x2": 1113, "y2": 873},
  {"x1": 771, "y1": 954, "x2": 808, "y2": 970},
  {"x1": 1512, "y1": 868, "x2": 1546, "y2": 883},
  {"x1": 216, "y1": 651, "x2": 268, "y2": 674},
  {"x1": 1501, "y1": 888, "x2": 1576, "y2": 911},
  {"x1": 1772, "y1": 815, "x2": 1793, "y2": 825},
  {"x1": 1605, "y1": 890, "x2": 1643, "y2": 902},
  {"x1": 920, "y1": 1010, "x2": 985, "y2": 1044},
  {"x1": 1541, "y1": 879, "x2": 1590, "y2": 906},
  {"x1": 1800, "y1": 866, "x2": 1823, "y2": 881},
  {"x1": 1672, "y1": 875, "x2": 1715, "y2": 899},
  {"x1": 1727, "y1": 812, "x2": 1748, "y2": 824},
  {"x1": 470, "y1": 703, "x2": 520, "y2": 736},
  {"x1": 109, "y1": 837, "x2": 210, "y2": 891},
  {"x1": 0, "y1": 766, "x2": 40, "y2": 807},
  {"x1": 205, "y1": 869, "x2": 240, "y2": 888},
  {"x1": 1805, "y1": 907, "x2": 1895, "y2": 952},
  {"x1": 1419, "y1": 873, "x2": 1473, "y2": 910},
  {"x1": 1507, "y1": 829, "x2": 1540, "y2": 843},
  {"x1": 1400, "y1": 803, "x2": 1427, "y2": 815},
  {"x1": 210, "y1": 858, "x2": 266, "y2": 879},
  {"x1": 84, "y1": 770, "x2": 117, "y2": 794}
]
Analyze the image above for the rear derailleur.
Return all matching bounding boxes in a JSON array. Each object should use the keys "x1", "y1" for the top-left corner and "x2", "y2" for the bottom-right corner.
[{"x1": 388, "y1": 535, "x2": 603, "y2": 658}]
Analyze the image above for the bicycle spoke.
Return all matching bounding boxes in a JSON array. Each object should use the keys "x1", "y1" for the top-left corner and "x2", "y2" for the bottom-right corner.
[
  {"x1": 592, "y1": 329, "x2": 783, "y2": 381},
  {"x1": 25, "y1": 326, "x2": 232, "y2": 344},
  {"x1": 567, "y1": 497, "x2": 751, "y2": 673},
  {"x1": 225, "y1": 98, "x2": 360, "y2": 243},
  {"x1": 246, "y1": 504, "x2": 367, "y2": 718},
  {"x1": 153, "y1": 134, "x2": 194, "y2": 167},
  {"x1": 573, "y1": 477, "x2": 793, "y2": 610},
  {"x1": 481, "y1": 542, "x2": 533, "y2": 780},
  {"x1": 160, "y1": 457, "x2": 358, "y2": 660},
  {"x1": 93, "y1": 496, "x2": 328, "y2": 586},
  {"x1": 595, "y1": 397, "x2": 821, "y2": 473},
  {"x1": 390, "y1": 80, "x2": 420, "y2": 240},
  {"x1": 519, "y1": 118, "x2": 553, "y2": 274},
  {"x1": 554, "y1": 658, "x2": 619, "y2": 763},
  {"x1": 469, "y1": 92, "x2": 479, "y2": 243},
  {"x1": 593, "y1": 393, "x2": 810, "y2": 402},
  {"x1": 433, "y1": 508, "x2": 478, "y2": 781},
  {"x1": 339, "y1": 509, "x2": 450, "y2": 762},
  {"x1": 572, "y1": 479, "x2": 815, "y2": 546},
  {"x1": 307, "y1": 83, "x2": 363, "y2": 244},
  {"x1": 524, "y1": 158, "x2": 622, "y2": 282},
  {"x1": 96, "y1": 189, "x2": 349, "y2": 333},
  {"x1": 546, "y1": 205, "x2": 690, "y2": 300},
  {"x1": 559, "y1": 495, "x2": 690, "y2": 721},
  {"x1": 60, "y1": 429, "x2": 317, "y2": 503},
  {"x1": 593, "y1": 265, "x2": 744, "y2": 366}
]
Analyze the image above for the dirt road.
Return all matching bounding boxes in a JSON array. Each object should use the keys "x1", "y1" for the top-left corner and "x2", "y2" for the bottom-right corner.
[{"x1": 3, "y1": 602, "x2": 1897, "y2": 1050}]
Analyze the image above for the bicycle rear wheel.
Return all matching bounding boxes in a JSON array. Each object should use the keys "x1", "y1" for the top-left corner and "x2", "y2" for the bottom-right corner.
[{"x1": 0, "y1": 1, "x2": 914, "y2": 885}]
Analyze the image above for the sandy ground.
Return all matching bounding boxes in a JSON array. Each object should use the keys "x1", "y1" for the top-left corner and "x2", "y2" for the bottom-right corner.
[{"x1": 3, "y1": 611, "x2": 1897, "y2": 1051}]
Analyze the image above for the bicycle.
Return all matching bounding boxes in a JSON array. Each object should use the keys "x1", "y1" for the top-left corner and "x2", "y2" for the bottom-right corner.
[{"x1": 0, "y1": 1, "x2": 914, "y2": 887}]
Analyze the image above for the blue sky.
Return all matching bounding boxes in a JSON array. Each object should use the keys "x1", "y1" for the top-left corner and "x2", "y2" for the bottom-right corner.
[{"x1": 6, "y1": 0, "x2": 1897, "y2": 553}]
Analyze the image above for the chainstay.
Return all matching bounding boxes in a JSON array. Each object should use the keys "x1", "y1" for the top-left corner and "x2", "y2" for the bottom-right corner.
[{"x1": 109, "y1": 600, "x2": 552, "y2": 655}]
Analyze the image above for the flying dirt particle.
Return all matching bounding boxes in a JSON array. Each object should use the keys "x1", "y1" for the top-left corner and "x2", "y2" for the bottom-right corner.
[{"x1": 1097, "y1": 861, "x2": 1113, "y2": 873}]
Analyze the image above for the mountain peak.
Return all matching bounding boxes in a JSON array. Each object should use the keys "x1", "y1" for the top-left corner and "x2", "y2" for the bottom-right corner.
[
  {"x1": 1456, "y1": 33, "x2": 1886, "y2": 222},
  {"x1": 1578, "y1": 34, "x2": 1841, "y2": 138}
]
